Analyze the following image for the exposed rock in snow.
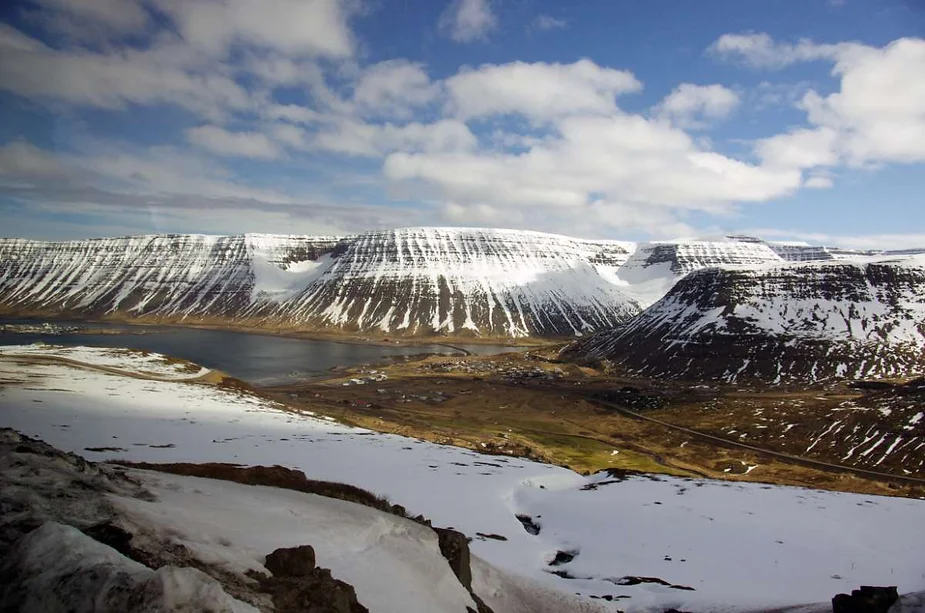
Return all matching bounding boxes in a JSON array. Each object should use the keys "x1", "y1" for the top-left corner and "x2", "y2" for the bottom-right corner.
[
  {"x1": 0, "y1": 229, "x2": 638, "y2": 338},
  {"x1": 0, "y1": 522, "x2": 259, "y2": 613},
  {"x1": 272, "y1": 227, "x2": 640, "y2": 337},
  {"x1": 568, "y1": 255, "x2": 925, "y2": 383},
  {"x1": 2, "y1": 350, "x2": 924, "y2": 611},
  {"x1": 607, "y1": 238, "x2": 786, "y2": 307}
]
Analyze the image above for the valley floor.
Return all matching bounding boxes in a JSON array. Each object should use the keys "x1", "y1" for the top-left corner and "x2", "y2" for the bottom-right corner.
[
  {"x1": 267, "y1": 349, "x2": 925, "y2": 499},
  {"x1": 1, "y1": 345, "x2": 924, "y2": 612}
]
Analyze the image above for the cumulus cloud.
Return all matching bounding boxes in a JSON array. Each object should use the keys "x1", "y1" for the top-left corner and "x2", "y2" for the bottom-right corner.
[
  {"x1": 186, "y1": 126, "x2": 280, "y2": 159},
  {"x1": 439, "y1": 0, "x2": 497, "y2": 43},
  {"x1": 751, "y1": 36, "x2": 925, "y2": 172},
  {"x1": 755, "y1": 127, "x2": 840, "y2": 169},
  {"x1": 2, "y1": 0, "x2": 923, "y2": 242},
  {"x1": 707, "y1": 32, "x2": 850, "y2": 69},
  {"x1": 383, "y1": 112, "x2": 801, "y2": 236},
  {"x1": 655, "y1": 83, "x2": 740, "y2": 128},
  {"x1": 353, "y1": 60, "x2": 441, "y2": 119},
  {"x1": 314, "y1": 119, "x2": 477, "y2": 157},
  {"x1": 154, "y1": 0, "x2": 355, "y2": 58},
  {"x1": 445, "y1": 59, "x2": 642, "y2": 121}
]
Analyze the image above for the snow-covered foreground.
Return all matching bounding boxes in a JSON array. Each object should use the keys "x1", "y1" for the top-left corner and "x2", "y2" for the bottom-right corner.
[
  {"x1": 1, "y1": 346, "x2": 924, "y2": 612},
  {"x1": 0, "y1": 344, "x2": 210, "y2": 380}
]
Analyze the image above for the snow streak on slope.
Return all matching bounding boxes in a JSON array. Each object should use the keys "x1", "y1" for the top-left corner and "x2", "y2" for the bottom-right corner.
[
  {"x1": 608, "y1": 239, "x2": 786, "y2": 307},
  {"x1": 0, "y1": 234, "x2": 339, "y2": 319},
  {"x1": 570, "y1": 255, "x2": 925, "y2": 383},
  {"x1": 0, "y1": 229, "x2": 639, "y2": 338},
  {"x1": 1, "y1": 346, "x2": 924, "y2": 612},
  {"x1": 276, "y1": 228, "x2": 640, "y2": 337}
]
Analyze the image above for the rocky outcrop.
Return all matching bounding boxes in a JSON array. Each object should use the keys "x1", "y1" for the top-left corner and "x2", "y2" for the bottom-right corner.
[
  {"x1": 265, "y1": 545, "x2": 317, "y2": 578},
  {"x1": 433, "y1": 528, "x2": 494, "y2": 613},
  {"x1": 0, "y1": 522, "x2": 258, "y2": 613},
  {"x1": 832, "y1": 586, "x2": 899, "y2": 613},
  {"x1": 260, "y1": 546, "x2": 368, "y2": 613},
  {"x1": 0, "y1": 430, "x2": 508, "y2": 613},
  {"x1": 435, "y1": 528, "x2": 472, "y2": 590},
  {"x1": 567, "y1": 256, "x2": 925, "y2": 384}
]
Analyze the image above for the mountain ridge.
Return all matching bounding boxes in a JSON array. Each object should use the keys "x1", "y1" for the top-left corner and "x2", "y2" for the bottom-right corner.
[
  {"x1": 0, "y1": 228, "x2": 641, "y2": 338},
  {"x1": 567, "y1": 255, "x2": 925, "y2": 383}
]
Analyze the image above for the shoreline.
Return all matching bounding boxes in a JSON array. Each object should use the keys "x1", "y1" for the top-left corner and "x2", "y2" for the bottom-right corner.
[{"x1": 0, "y1": 313, "x2": 557, "y2": 353}]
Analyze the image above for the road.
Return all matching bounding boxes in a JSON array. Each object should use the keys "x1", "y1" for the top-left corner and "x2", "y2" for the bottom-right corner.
[{"x1": 587, "y1": 396, "x2": 925, "y2": 486}]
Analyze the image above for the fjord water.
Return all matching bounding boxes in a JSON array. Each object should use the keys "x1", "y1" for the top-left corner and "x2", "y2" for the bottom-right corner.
[{"x1": 0, "y1": 319, "x2": 522, "y2": 385}]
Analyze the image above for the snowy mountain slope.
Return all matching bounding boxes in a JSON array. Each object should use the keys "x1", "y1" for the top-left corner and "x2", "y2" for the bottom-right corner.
[
  {"x1": 0, "y1": 229, "x2": 640, "y2": 338},
  {"x1": 0, "y1": 234, "x2": 339, "y2": 319},
  {"x1": 274, "y1": 228, "x2": 639, "y2": 337},
  {"x1": 2, "y1": 346, "x2": 924, "y2": 612},
  {"x1": 569, "y1": 255, "x2": 925, "y2": 383},
  {"x1": 605, "y1": 238, "x2": 787, "y2": 307}
]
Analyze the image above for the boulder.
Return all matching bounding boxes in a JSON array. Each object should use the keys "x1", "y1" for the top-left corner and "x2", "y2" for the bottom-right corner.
[
  {"x1": 265, "y1": 545, "x2": 316, "y2": 578},
  {"x1": 832, "y1": 586, "x2": 899, "y2": 613}
]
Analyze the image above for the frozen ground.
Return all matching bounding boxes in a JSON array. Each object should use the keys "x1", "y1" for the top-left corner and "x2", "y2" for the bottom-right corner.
[
  {"x1": 1, "y1": 345, "x2": 923, "y2": 612},
  {"x1": 116, "y1": 471, "x2": 479, "y2": 613},
  {"x1": 0, "y1": 344, "x2": 210, "y2": 380}
]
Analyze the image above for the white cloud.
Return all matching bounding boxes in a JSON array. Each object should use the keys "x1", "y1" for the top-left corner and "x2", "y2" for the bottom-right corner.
[
  {"x1": 187, "y1": 126, "x2": 280, "y2": 159},
  {"x1": 0, "y1": 141, "x2": 70, "y2": 180},
  {"x1": 154, "y1": 0, "x2": 355, "y2": 58},
  {"x1": 755, "y1": 127, "x2": 840, "y2": 169},
  {"x1": 445, "y1": 59, "x2": 642, "y2": 121},
  {"x1": 752, "y1": 36, "x2": 925, "y2": 170},
  {"x1": 383, "y1": 112, "x2": 801, "y2": 236},
  {"x1": 245, "y1": 55, "x2": 324, "y2": 86},
  {"x1": 708, "y1": 32, "x2": 852, "y2": 69},
  {"x1": 803, "y1": 175, "x2": 834, "y2": 189},
  {"x1": 808, "y1": 37, "x2": 925, "y2": 165},
  {"x1": 314, "y1": 119, "x2": 477, "y2": 157},
  {"x1": 749, "y1": 228, "x2": 925, "y2": 251},
  {"x1": 439, "y1": 0, "x2": 497, "y2": 43},
  {"x1": 353, "y1": 60, "x2": 441, "y2": 119},
  {"x1": 27, "y1": 0, "x2": 151, "y2": 40},
  {"x1": 530, "y1": 15, "x2": 567, "y2": 31},
  {"x1": 271, "y1": 124, "x2": 309, "y2": 149},
  {"x1": 655, "y1": 83, "x2": 740, "y2": 129},
  {"x1": 2, "y1": 141, "x2": 431, "y2": 238},
  {"x1": 263, "y1": 104, "x2": 321, "y2": 125},
  {"x1": 0, "y1": 25, "x2": 251, "y2": 120}
]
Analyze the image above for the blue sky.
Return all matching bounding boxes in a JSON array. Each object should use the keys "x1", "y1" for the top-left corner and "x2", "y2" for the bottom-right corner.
[{"x1": 1, "y1": 0, "x2": 924, "y2": 248}]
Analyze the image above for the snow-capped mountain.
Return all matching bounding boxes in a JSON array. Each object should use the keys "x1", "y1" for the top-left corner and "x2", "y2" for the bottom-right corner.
[
  {"x1": 0, "y1": 229, "x2": 640, "y2": 338},
  {"x1": 607, "y1": 238, "x2": 787, "y2": 307},
  {"x1": 0, "y1": 234, "x2": 340, "y2": 320},
  {"x1": 270, "y1": 228, "x2": 639, "y2": 337},
  {"x1": 567, "y1": 255, "x2": 925, "y2": 383}
]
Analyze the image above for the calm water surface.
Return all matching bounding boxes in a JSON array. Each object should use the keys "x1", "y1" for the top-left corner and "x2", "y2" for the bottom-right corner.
[{"x1": 0, "y1": 319, "x2": 524, "y2": 385}]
